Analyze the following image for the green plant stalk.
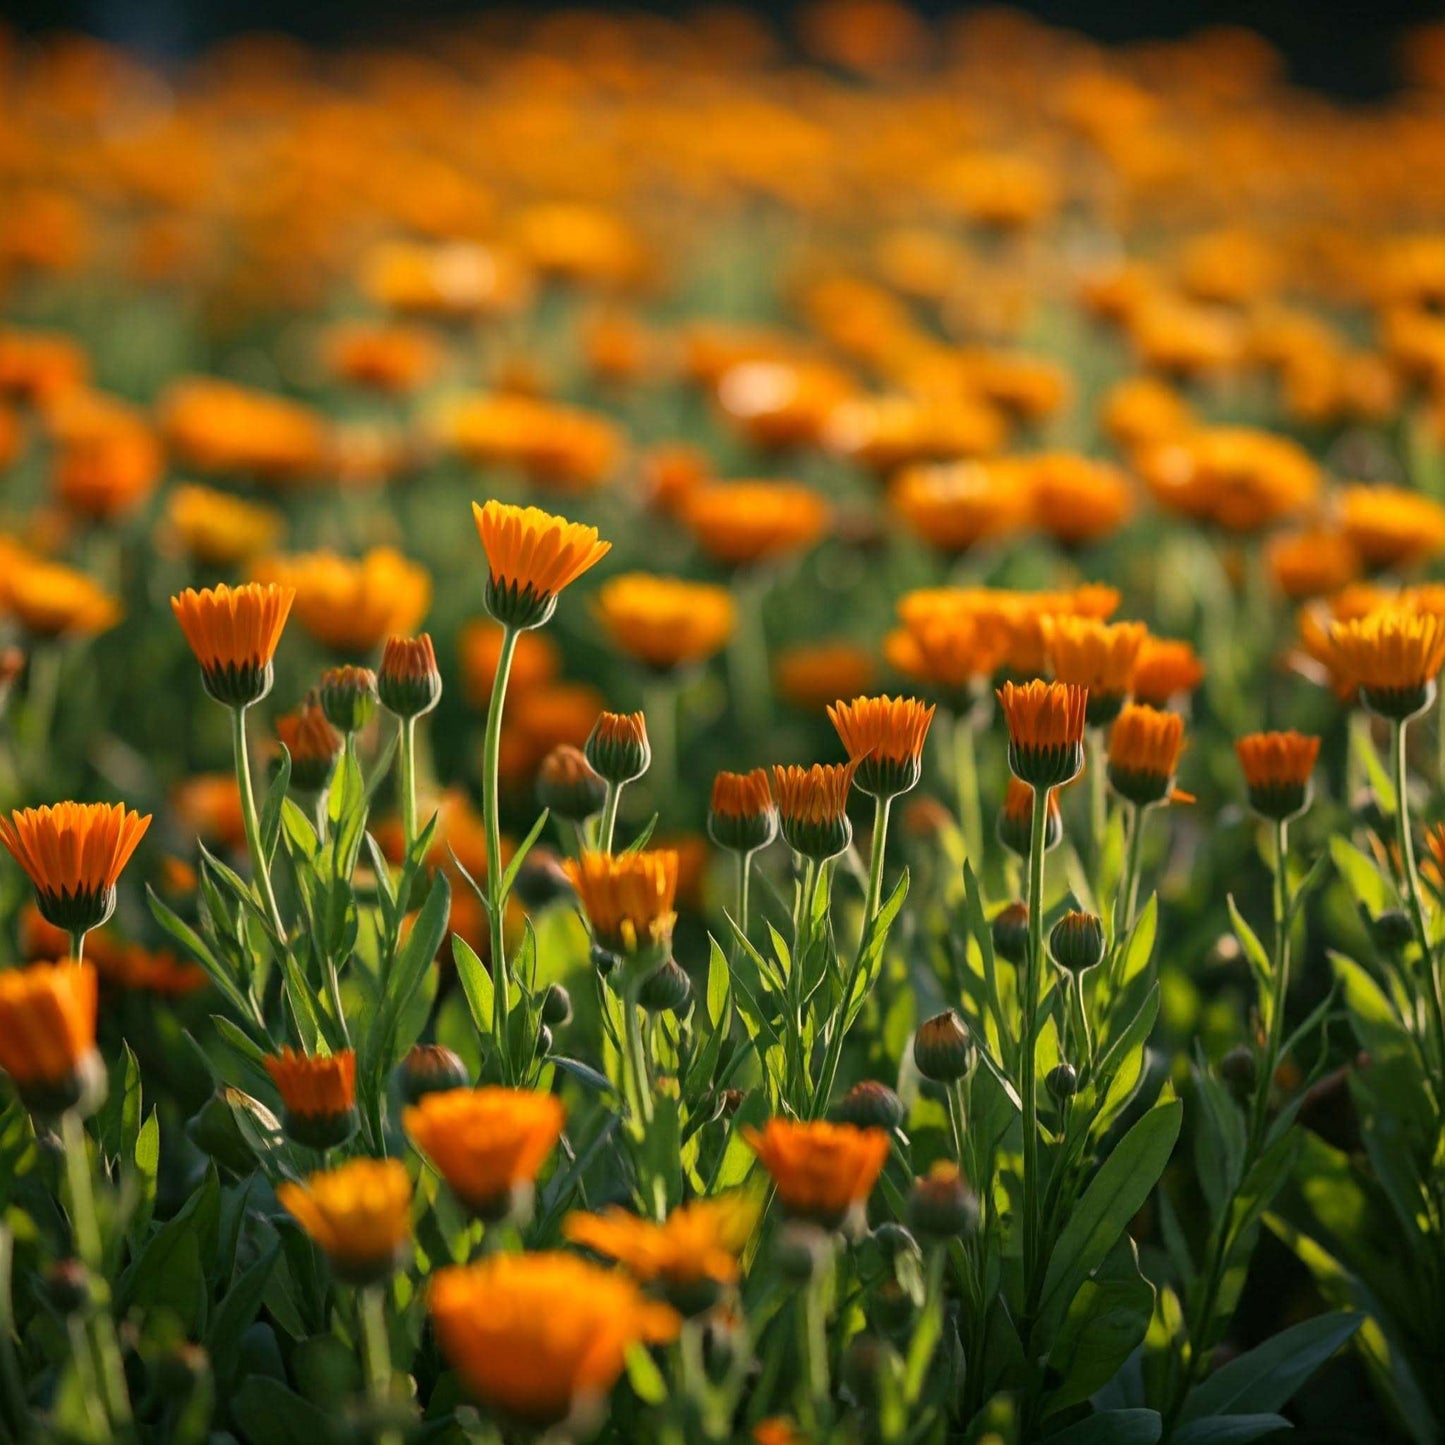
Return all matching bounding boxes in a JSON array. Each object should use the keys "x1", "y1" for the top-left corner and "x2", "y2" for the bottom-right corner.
[
  {"x1": 953, "y1": 711, "x2": 983, "y2": 867},
  {"x1": 61, "y1": 1112, "x2": 131, "y2": 1431},
  {"x1": 643, "y1": 676, "x2": 679, "y2": 811},
  {"x1": 0, "y1": 1228, "x2": 30, "y2": 1444},
  {"x1": 482, "y1": 625, "x2": 519, "y2": 1084},
  {"x1": 797, "y1": 1267, "x2": 830, "y2": 1433},
  {"x1": 735, "y1": 849, "x2": 753, "y2": 938},
  {"x1": 864, "y1": 794, "x2": 892, "y2": 924},
  {"x1": 1020, "y1": 781, "x2": 1049, "y2": 1323},
  {"x1": 231, "y1": 703, "x2": 286, "y2": 938},
  {"x1": 1116, "y1": 801, "x2": 1147, "y2": 948},
  {"x1": 597, "y1": 781, "x2": 621, "y2": 853},
  {"x1": 67, "y1": 928, "x2": 86, "y2": 967},
  {"x1": 1088, "y1": 728, "x2": 1107, "y2": 872},
  {"x1": 359, "y1": 1285, "x2": 401, "y2": 1445},
  {"x1": 397, "y1": 716, "x2": 418, "y2": 856},
  {"x1": 1392, "y1": 716, "x2": 1445, "y2": 1074},
  {"x1": 728, "y1": 570, "x2": 772, "y2": 742}
]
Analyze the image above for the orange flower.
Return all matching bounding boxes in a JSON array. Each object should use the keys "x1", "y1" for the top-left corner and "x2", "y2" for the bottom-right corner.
[
  {"x1": 438, "y1": 395, "x2": 622, "y2": 492},
  {"x1": 891, "y1": 460, "x2": 1031, "y2": 554},
  {"x1": 1325, "y1": 608, "x2": 1445, "y2": 718},
  {"x1": 0, "y1": 960, "x2": 101, "y2": 1116},
  {"x1": 159, "y1": 377, "x2": 328, "y2": 486},
  {"x1": 641, "y1": 443, "x2": 712, "y2": 516},
  {"x1": 322, "y1": 321, "x2": 441, "y2": 395},
  {"x1": 1028, "y1": 454, "x2": 1134, "y2": 548},
  {"x1": 562, "y1": 850, "x2": 679, "y2": 963},
  {"x1": 1107, "y1": 704, "x2": 1187, "y2": 807},
  {"x1": 1266, "y1": 529, "x2": 1360, "y2": 601},
  {"x1": 265, "y1": 1049, "x2": 358, "y2": 1150},
  {"x1": 708, "y1": 769, "x2": 778, "y2": 854},
  {"x1": 1043, "y1": 617, "x2": 1147, "y2": 725},
  {"x1": 0, "y1": 327, "x2": 89, "y2": 406},
  {"x1": 274, "y1": 699, "x2": 342, "y2": 791},
  {"x1": 1235, "y1": 731, "x2": 1320, "y2": 820},
  {"x1": 171, "y1": 773, "x2": 247, "y2": 850},
  {"x1": 48, "y1": 391, "x2": 162, "y2": 522},
  {"x1": 1099, "y1": 375, "x2": 1193, "y2": 456},
  {"x1": 564, "y1": 1193, "x2": 759, "y2": 1308},
  {"x1": 594, "y1": 573, "x2": 735, "y2": 670},
  {"x1": 885, "y1": 607, "x2": 1010, "y2": 705},
  {"x1": 3, "y1": 556, "x2": 121, "y2": 640},
  {"x1": 171, "y1": 582, "x2": 294, "y2": 706},
  {"x1": 1, "y1": 802, "x2": 151, "y2": 939},
  {"x1": 253, "y1": 549, "x2": 430, "y2": 656},
  {"x1": 378, "y1": 634, "x2": 442, "y2": 719},
  {"x1": 405, "y1": 1087, "x2": 565, "y2": 1219},
  {"x1": 774, "y1": 642, "x2": 877, "y2": 713},
  {"x1": 997, "y1": 680, "x2": 1087, "y2": 788},
  {"x1": 1130, "y1": 638, "x2": 1206, "y2": 708},
  {"x1": 770, "y1": 762, "x2": 856, "y2": 861},
  {"x1": 828, "y1": 694, "x2": 936, "y2": 799},
  {"x1": 684, "y1": 482, "x2": 831, "y2": 568},
  {"x1": 472, "y1": 500, "x2": 611, "y2": 630},
  {"x1": 162, "y1": 484, "x2": 285, "y2": 568},
  {"x1": 585, "y1": 710, "x2": 650, "y2": 785},
  {"x1": 428, "y1": 1252, "x2": 679, "y2": 1429},
  {"x1": 744, "y1": 1118, "x2": 890, "y2": 1229},
  {"x1": 1339, "y1": 484, "x2": 1445, "y2": 573},
  {"x1": 278, "y1": 1159, "x2": 411, "y2": 1284}
]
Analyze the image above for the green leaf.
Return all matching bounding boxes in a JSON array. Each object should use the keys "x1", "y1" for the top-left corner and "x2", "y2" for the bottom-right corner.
[
  {"x1": 230, "y1": 1377, "x2": 345, "y2": 1445},
  {"x1": 1171, "y1": 1416, "x2": 1290, "y2": 1445},
  {"x1": 1226, "y1": 894, "x2": 1273, "y2": 1022},
  {"x1": 1181, "y1": 1310, "x2": 1360, "y2": 1424},
  {"x1": 207, "y1": 1243, "x2": 282, "y2": 1389},
  {"x1": 622, "y1": 813, "x2": 659, "y2": 853},
  {"x1": 1045, "y1": 1409, "x2": 1161, "y2": 1444},
  {"x1": 131, "y1": 1109, "x2": 160, "y2": 1242},
  {"x1": 498, "y1": 807, "x2": 551, "y2": 903},
  {"x1": 1037, "y1": 1099, "x2": 1182, "y2": 1342},
  {"x1": 262, "y1": 744, "x2": 292, "y2": 865},
  {"x1": 453, "y1": 934, "x2": 494, "y2": 1036},
  {"x1": 1329, "y1": 836, "x2": 1389, "y2": 916},
  {"x1": 147, "y1": 886, "x2": 256, "y2": 1025},
  {"x1": 706, "y1": 934, "x2": 731, "y2": 1030},
  {"x1": 624, "y1": 1342, "x2": 668, "y2": 1405}
]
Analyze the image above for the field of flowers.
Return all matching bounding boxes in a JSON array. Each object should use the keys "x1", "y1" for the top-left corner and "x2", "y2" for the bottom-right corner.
[{"x1": 4, "y1": 5, "x2": 1445, "y2": 1442}]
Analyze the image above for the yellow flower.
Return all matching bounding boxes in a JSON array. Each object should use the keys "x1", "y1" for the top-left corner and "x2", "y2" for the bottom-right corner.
[
  {"x1": 277, "y1": 1159, "x2": 411, "y2": 1284},
  {"x1": 562, "y1": 850, "x2": 679, "y2": 963},
  {"x1": 472, "y1": 500, "x2": 611, "y2": 630},
  {"x1": 594, "y1": 573, "x2": 735, "y2": 670},
  {"x1": 253, "y1": 548, "x2": 431, "y2": 655},
  {"x1": 1107, "y1": 704, "x2": 1188, "y2": 807},
  {"x1": 3, "y1": 556, "x2": 121, "y2": 640},
  {"x1": 684, "y1": 481, "x2": 831, "y2": 567},
  {"x1": 1339, "y1": 484, "x2": 1445, "y2": 573},
  {"x1": 1325, "y1": 608, "x2": 1445, "y2": 719},
  {"x1": 163, "y1": 484, "x2": 285, "y2": 568}
]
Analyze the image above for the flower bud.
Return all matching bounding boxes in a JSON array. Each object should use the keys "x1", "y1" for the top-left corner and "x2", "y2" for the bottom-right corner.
[
  {"x1": 1046, "y1": 1062, "x2": 1078, "y2": 1101},
  {"x1": 275, "y1": 697, "x2": 342, "y2": 793},
  {"x1": 540, "y1": 982, "x2": 573, "y2": 1027},
  {"x1": 1370, "y1": 908, "x2": 1414, "y2": 954},
  {"x1": 1220, "y1": 1045, "x2": 1258, "y2": 1097},
  {"x1": 907, "y1": 1161, "x2": 980, "y2": 1242},
  {"x1": 396, "y1": 1044, "x2": 470, "y2": 1105},
  {"x1": 378, "y1": 634, "x2": 442, "y2": 719},
  {"x1": 638, "y1": 957, "x2": 691, "y2": 1014},
  {"x1": 536, "y1": 745, "x2": 607, "y2": 823},
  {"x1": 585, "y1": 711, "x2": 650, "y2": 785},
  {"x1": 318, "y1": 665, "x2": 377, "y2": 735},
  {"x1": 707, "y1": 769, "x2": 778, "y2": 855},
  {"x1": 512, "y1": 848, "x2": 572, "y2": 912},
  {"x1": 835, "y1": 1080, "x2": 905, "y2": 1131},
  {"x1": 913, "y1": 1010, "x2": 971, "y2": 1082},
  {"x1": 45, "y1": 1260, "x2": 93, "y2": 1315},
  {"x1": 775, "y1": 1221, "x2": 833, "y2": 1284},
  {"x1": 991, "y1": 901, "x2": 1030, "y2": 965},
  {"x1": 535, "y1": 1024, "x2": 553, "y2": 1057},
  {"x1": 1050, "y1": 910, "x2": 1105, "y2": 973}
]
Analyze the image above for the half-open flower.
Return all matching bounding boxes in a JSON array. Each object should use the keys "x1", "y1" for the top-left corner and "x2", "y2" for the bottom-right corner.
[
  {"x1": 1235, "y1": 730, "x2": 1321, "y2": 821},
  {"x1": 265, "y1": 1048, "x2": 358, "y2": 1150},
  {"x1": 562, "y1": 849, "x2": 679, "y2": 979},
  {"x1": 997, "y1": 680, "x2": 1087, "y2": 789},
  {"x1": 277, "y1": 1158, "x2": 411, "y2": 1285},
  {"x1": 1043, "y1": 617, "x2": 1147, "y2": 727},
  {"x1": 1325, "y1": 608, "x2": 1445, "y2": 720},
  {"x1": 828, "y1": 695, "x2": 936, "y2": 800},
  {"x1": 472, "y1": 499, "x2": 611, "y2": 631},
  {"x1": 171, "y1": 581, "x2": 294, "y2": 707},
  {"x1": 274, "y1": 697, "x2": 342, "y2": 792},
  {"x1": 771, "y1": 763, "x2": 856, "y2": 862},
  {"x1": 0, "y1": 960, "x2": 103, "y2": 1117},
  {"x1": 743, "y1": 1118, "x2": 890, "y2": 1233},
  {"x1": 1107, "y1": 704, "x2": 1187, "y2": 808},
  {"x1": 708, "y1": 769, "x2": 778, "y2": 855}
]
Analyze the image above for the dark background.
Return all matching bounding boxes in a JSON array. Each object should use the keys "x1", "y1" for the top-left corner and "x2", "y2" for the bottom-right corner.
[{"x1": 0, "y1": 0, "x2": 1441, "y2": 99}]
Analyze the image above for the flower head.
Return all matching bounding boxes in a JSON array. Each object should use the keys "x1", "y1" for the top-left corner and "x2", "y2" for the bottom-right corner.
[
  {"x1": 773, "y1": 641, "x2": 877, "y2": 713},
  {"x1": 891, "y1": 459, "x2": 1031, "y2": 554},
  {"x1": 162, "y1": 484, "x2": 284, "y2": 568},
  {"x1": 997, "y1": 777, "x2": 1061, "y2": 857},
  {"x1": 585, "y1": 710, "x2": 651, "y2": 785},
  {"x1": 1266, "y1": 528, "x2": 1360, "y2": 601},
  {"x1": 428, "y1": 1252, "x2": 679, "y2": 1430},
  {"x1": 1340, "y1": 484, "x2": 1445, "y2": 573},
  {"x1": 275, "y1": 698, "x2": 343, "y2": 792},
  {"x1": 562, "y1": 850, "x2": 679, "y2": 973},
  {"x1": 1107, "y1": 705, "x2": 1187, "y2": 807},
  {"x1": 404, "y1": 1087, "x2": 565, "y2": 1220},
  {"x1": 472, "y1": 500, "x2": 610, "y2": 630},
  {"x1": 564, "y1": 1193, "x2": 759, "y2": 1313},
  {"x1": 1235, "y1": 730, "x2": 1321, "y2": 820},
  {"x1": 708, "y1": 769, "x2": 778, "y2": 855},
  {"x1": 594, "y1": 573, "x2": 735, "y2": 671},
  {"x1": 1043, "y1": 617, "x2": 1147, "y2": 726},
  {"x1": 253, "y1": 549, "x2": 430, "y2": 656},
  {"x1": 318, "y1": 665, "x2": 378, "y2": 735},
  {"x1": 828, "y1": 695, "x2": 936, "y2": 799},
  {"x1": 1028, "y1": 454, "x2": 1134, "y2": 548},
  {"x1": 265, "y1": 1049, "x2": 358, "y2": 1150},
  {"x1": 684, "y1": 481, "x2": 830, "y2": 568},
  {"x1": 1, "y1": 802, "x2": 151, "y2": 937},
  {"x1": 771, "y1": 763, "x2": 856, "y2": 861},
  {"x1": 171, "y1": 582, "x2": 294, "y2": 707},
  {"x1": 1130, "y1": 637, "x2": 1206, "y2": 708},
  {"x1": 378, "y1": 634, "x2": 442, "y2": 719},
  {"x1": 997, "y1": 680, "x2": 1087, "y2": 789},
  {"x1": 4, "y1": 557, "x2": 121, "y2": 640},
  {"x1": 1325, "y1": 608, "x2": 1445, "y2": 719},
  {"x1": 277, "y1": 1159, "x2": 411, "y2": 1285},
  {"x1": 537, "y1": 746, "x2": 607, "y2": 823},
  {"x1": 0, "y1": 960, "x2": 103, "y2": 1116},
  {"x1": 744, "y1": 1118, "x2": 890, "y2": 1231}
]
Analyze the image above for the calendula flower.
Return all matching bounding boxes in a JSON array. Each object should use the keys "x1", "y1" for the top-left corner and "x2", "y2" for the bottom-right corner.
[
  {"x1": 891, "y1": 459, "x2": 1031, "y2": 554},
  {"x1": 537, "y1": 746, "x2": 608, "y2": 823},
  {"x1": 378, "y1": 634, "x2": 442, "y2": 719},
  {"x1": 997, "y1": 680, "x2": 1087, "y2": 789},
  {"x1": 472, "y1": 499, "x2": 611, "y2": 630},
  {"x1": 885, "y1": 608, "x2": 1009, "y2": 708},
  {"x1": 318, "y1": 665, "x2": 378, "y2": 735},
  {"x1": 708, "y1": 769, "x2": 778, "y2": 855},
  {"x1": 744, "y1": 1118, "x2": 890, "y2": 1231},
  {"x1": 1, "y1": 802, "x2": 151, "y2": 939},
  {"x1": 171, "y1": 582, "x2": 294, "y2": 707},
  {"x1": 683, "y1": 481, "x2": 831, "y2": 568},
  {"x1": 274, "y1": 698, "x2": 342, "y2": 792},
  {"x1": 1028, "y1": 454, "x2": 1134, "y2": 548},
  {"x1": 277, "y1": 1159, "x2": 411, "y2": 1285},
  {"x1": 162, "y1": 484, "x2": 285, "y2": 568},
  {"x1": 171, "y1": 774, "x2": 246, "y2": 850},
  {"x1": 562, "y1": 849, "x2": 679, "y2": 972},
  {"x1": 0, "y1": 960, "x2": 103, "y2": 1117},
  {"x1": 159, "y1": 377, "x2": 328, "y2": 486},
  {"x1": 48, "y1": 391, "x2": 162, "y2": 522},
  {"x1": 1236, "y1": 730, "x2": 1321, "y2": 821},
  {"x1": 594, "y1": 573, "x2": 735, "y2": 671},
  {"x1": 828, "y1": 695, "x2": 936, "y2": 799},
  {"x1": 404, "y1": 1086, "x2": 565, "y2": 1220},
  {"x1": 1130, "y1": 638, "x2": 1206, "y2": 708},
  {"x1": 771, "y1": 763, "x2": 857, "y2": 861},
  {"x1": 1107, "y1": 704, "x2": 1187, "y2": 807},
  {"x1": 1099, "y1": 375, "x2": 1193, "y2": 456},
  {"x1": 428, "y1": 1253, "x2": 679, "y2": 1430},
  {"x1": 585, "y1": 711, "x2": 650, "y2": 785},
  {"x1": 265, "y1": 1048, "x2": 358, "y2": 1150},
  {"x1": 773, "y1": 642, "x2": 877, "y2": 713},
  {"x1": 1044, "y1": 617, "x2": 1147, "y2": 726},
  {"x1": 1339, "y1": 484, "x2": 1445, "y2": 573},
  {"x1": 4, "y1": 557, "x2": 121, "y2": 640},
  {"x1": 997, "y1": 777, "x2": 1062, "y2": 857},
  {"x1": 1325, "y1": 608, "x2": 1445, "y2": 719},
  {"x1": 1266, "y1": 529, "x2": 1360, "y2": 601},
  {"x1": 254, "y1": 549, "x2": 431, "y2": 656},
  {"x1": 564, "y1": 1193, "x2": 759, "y2": 1313},
  {"x1": 322, "y1": 321, "x2": 441, "y2": 395}
]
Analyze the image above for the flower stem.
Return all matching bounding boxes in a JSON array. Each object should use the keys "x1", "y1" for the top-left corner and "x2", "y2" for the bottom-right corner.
[
  {"x1": 643, "y1": 676, "x2": 678, "y2": 812},
  {"x1": 67, "y1": 929, "x2": 86, "y2": 967},
  {"x1": 598, "y1": 781, "x2": 621, "y2": 854},
  {"x1": 864, "y1": 794, "x2": 892, "y2": 924},
  {"x1": 482, "y1": 626, "x2": 519, "y2": 1084},
  {"x1": 1116, "y1": 801, "x2": 1147, "y2": 945},
  {"x1": 1020, "y1": 782, "x2": 1049, "y2": 1323},
  {"x1": 230, "y1": 703, "x2": 285, "y2": 938},
  {"x1": 1391, "y1": 717, "x2": 1445, "y2": 1073},
  {"x1": 953, "y1": 712, "x2": 983, "y2": 867},
  {"x1": 359, "y1": 1285, "x2": 401, "y2": 1445},
  {"x1": 797, "y1": 1266, "x2": 830, "y2": 1432},
  {"x1": 735, "y1": 849, "x2": 753, "y2": 939},
  {"x1": 398, "y1": 716, "x2": 418, "y2": 856}
]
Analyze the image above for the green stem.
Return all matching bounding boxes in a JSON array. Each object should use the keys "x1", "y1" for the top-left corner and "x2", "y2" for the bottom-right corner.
[
  {"x1": 598, "y1": 781, "x2": 621, "y2": 854},
  {"x1": 231, "y1": 704, "x2": 286, "y2": 938},
  {"x1": 1020, "y1": 781, "x2": 1049, "y2": 1331},
  {"x1": 398, "y1": 717, "x2": 418, "y2": 856},
  {"x1": 797, "y1": 1267, "x2": 830, "y2": 1432},
  {"x1": 735, "y1": 850, "x2": 753, "y2": 939},
  {"x1": 0, "y1": 1229, "x2": 29, "y2": 1444},
  {"x1": 67, "y1": 929, "x2": 86, "y2": 967},
  {"x1": 728, "y1": 572, "x2": 772, "y2": 741},
  {"x1": 1088, "y1": 729, "x2": 1107, "y2": 872},
  {"x1": 1116, "y1": 802, "x2": 1147, "y2": 946},
  {"x1": 359, "y1": 1286, "x2": 401, "y2": 1445},
  {"x1": 953, "y1": 712, "x2": 983, "y2": 868},
  {"x1": 622, "y1": 990, "x2": 655, "y2": 1130},
  {"x1": 643, "y1": 677, "x2": 678, "y2": 814},
  {"x1": 482, "y1": 627, "x2": 519, "y2": 1084},
  {"x1": 864, "y1": 795, "x2": 892, "y2": 924},
  {"x1": 1391, "y1": 717, "x2": 1445, "y2": 1072}
]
